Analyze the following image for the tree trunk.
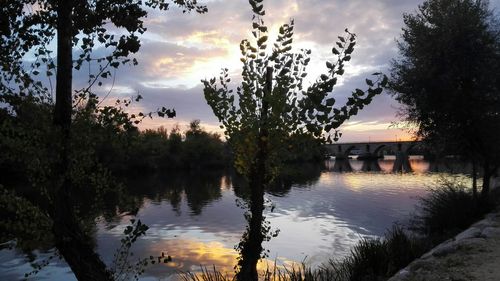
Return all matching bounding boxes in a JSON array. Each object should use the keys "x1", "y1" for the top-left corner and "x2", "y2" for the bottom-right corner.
[
  {"x1": 52, "y1": 1, "x2": 113, "y2": 280},
  {"x1": 481, "y1": 160, "x2": 491, "y2": 199},
  {"x1": 53, "y1": 0, "x2": 73, "y2": 130},
  {"x1": 472, "y1": 157, "x2": 478, "y2": 200},
  {"x1": 236, "y1": 67, "x2": 273, "y2": 281},
  {"x1": 236, "y1": 166, "x2": 265, "y2": 281}
]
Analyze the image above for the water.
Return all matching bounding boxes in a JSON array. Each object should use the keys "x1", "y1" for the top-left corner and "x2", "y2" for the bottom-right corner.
[{"x1": 0, "y1": 157, "x2": 472, "y2": 280}]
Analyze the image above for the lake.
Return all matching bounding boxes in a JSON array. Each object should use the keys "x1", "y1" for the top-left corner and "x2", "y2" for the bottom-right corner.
[{"x1": 0, "y1": 157, "x2": 473, "y2": 280}]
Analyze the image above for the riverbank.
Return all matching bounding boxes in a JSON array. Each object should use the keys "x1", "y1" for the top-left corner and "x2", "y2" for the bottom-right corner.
[{"x1": 389, "y1": 185, "x2": 500, "y2": 281}]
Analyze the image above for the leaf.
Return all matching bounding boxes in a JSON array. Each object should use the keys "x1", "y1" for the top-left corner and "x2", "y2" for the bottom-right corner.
[
  {"x1": 257, "y1": 36, "x2": 268, "y2": 46},
  {"x1": 355, "y1": 89, "x2": 365, "y2": 96},
  {"x1": 365, "y1": 79, "x2": 374, "y2": 87},
  {"x1": 332, "y1": 47, "x2": 340, "y2": 55},
  {"x1": 325, "y1": 98, "x2": 335, "y2": 106},
  {"x1": 381, "y1": 75, "x2": 388, "y2": 86}
]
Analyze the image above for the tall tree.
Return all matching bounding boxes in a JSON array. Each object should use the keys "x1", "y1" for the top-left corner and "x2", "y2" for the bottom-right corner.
[
  {"x1": 389, "y1": 0, "x2": 500, "y2": 198},
  {"x1": 1, "y1": 1, "x2": 206, "y2": 280},
  {"x1": 202, "y1": 1, "x2": 387, "y2": 280}
]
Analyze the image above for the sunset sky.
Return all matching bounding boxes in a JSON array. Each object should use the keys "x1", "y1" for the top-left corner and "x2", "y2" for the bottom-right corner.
[{"x1": 74, "y1": 0, "x2": 500, "y2": 142}]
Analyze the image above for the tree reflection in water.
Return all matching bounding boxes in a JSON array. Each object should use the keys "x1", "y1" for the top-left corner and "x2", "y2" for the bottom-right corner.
[{"x1": 234, "y1": 163, "x2": 323, "y2": 280}]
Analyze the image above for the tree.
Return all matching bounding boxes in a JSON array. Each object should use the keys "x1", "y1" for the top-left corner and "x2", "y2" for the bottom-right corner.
[
  {"x1": 389, "y1": 0, "x2": 500, "y2": 198},
  {"x1": 202, "y1": 1, "x2": 387, "y2": 280},
  {"x1": 1, "y1": 1, "x2": 206, "y2": 280}
]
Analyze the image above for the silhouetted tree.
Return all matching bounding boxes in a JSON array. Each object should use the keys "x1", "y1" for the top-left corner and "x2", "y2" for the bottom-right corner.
[
  {"x1": 1, "y1": 1, "x2": 206, "y2": 280},
  {"x1": 203, "y1": 1, "x2": 387, "y2": 280},
  {"x1": 389, "y1": 0, "x2": 500, "y2": 198}
]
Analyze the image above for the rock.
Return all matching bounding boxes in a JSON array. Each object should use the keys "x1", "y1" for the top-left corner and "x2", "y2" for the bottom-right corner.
[
  {"x1": 409, "y1": 259, "x2": 435, "y2": 271},
  {"x1": 455, "y1": 227, "x2": 482, "y2": 241},
  {"x1": 485, "y1": 212, "x2": 500, "y2": 220},
  {"x1": 458, "y1": 237, "x2": 488, "y2": 251},
  {"x1": 472, "y1": 218, "x2": 493, "y2": 228},
  {"x1": 482, "y1": 227, "x2": 500, "y2": 238},
  {"x1": 388, "y1": 268, "x2": 410, "y2": 281},
  {"x1": 388, "y1": 208, "x2": 500, "y2": 281},
  {"x1": 432, "y1": 241, "x2": 457, "y2": 257}
]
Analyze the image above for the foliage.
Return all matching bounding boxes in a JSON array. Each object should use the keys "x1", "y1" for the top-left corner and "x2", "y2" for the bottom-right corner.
[
  {"x1": 410, "y1": 177, "x2": 494, "y2": 243},
  {"x1": 2, "y1": 94, "x2": 118, "y2": 196},
  {"x1": 0, "y1": 185, "x2": 53, "y2": 252},
  {"x1": 203, "y1": 15, "x2": 387, "y2": 179},
  {"x1": 326, "y1": 226, "x2": 427, "y2": 281},
  {"x1": 389, "y1": 0, "x2": 500, "y2": 194},
  {"x1": 182, "y1": 120, "x2": 229, "y2": 169},
  {"x1": 124, "y1": 121, "x2": 230, "y2": 172},
  {"x1": 111, "y1": 219, "x2": 172, "y2": 281},
  {"x1": 0, "y1": 94, "x2": 140, "y2": 252},
  {"x1": 281, "y1": 133, "x2": 326, "y2": 163},
  {"x1": 0, "y1": 95, "x2": 229, "y2": 207},
  {"x1": 0, "y1": 0, "x2": 206, "y2": 100},
  {"x1": 75, "y1": 95, "x2": 230, "y2": 172},
  {"x1": 0, "y1": 96, "x2": 188, "y2": 278},
  {"x1": 1, "y1": 0, "x2": 209, "y2": 279},
  {"x1": 0, "y1": 70, "x2": 226, "y2": 280}
]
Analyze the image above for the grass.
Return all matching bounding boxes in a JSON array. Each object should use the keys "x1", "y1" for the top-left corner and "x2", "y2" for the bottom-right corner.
[
  {"x1": 318, "y1": 225, "x2": 428, "y2": 281},
  {"x1": 410, "y1": 177, "x2": 494, "y2": 243}
]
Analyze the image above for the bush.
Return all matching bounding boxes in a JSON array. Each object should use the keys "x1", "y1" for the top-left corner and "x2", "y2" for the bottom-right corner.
[
  {"x1": 410, "y1": 178, "x2": 494, "y2": 243},
  {"x1": 318, "y1": 225, "x2": 427, "y2": 281}
]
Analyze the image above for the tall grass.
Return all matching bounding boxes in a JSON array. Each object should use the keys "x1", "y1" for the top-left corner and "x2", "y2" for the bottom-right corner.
[
  {"x1": 180, "y1": 263, "x2": 341, "y2": 281},
  {"x1": 180, "y1": 265, "x2": 232, "y2": 281},
  {"x1": 410, "y1": 178, "x2": 494, "y2": 243},
  {"x1": 320, "y1": 225, "x2": 428, "y2": 281}
]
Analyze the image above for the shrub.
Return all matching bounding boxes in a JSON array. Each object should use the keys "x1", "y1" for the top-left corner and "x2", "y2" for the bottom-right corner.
[{"x1": 410, "y1": 178, "x2": 493, "y2": 243}]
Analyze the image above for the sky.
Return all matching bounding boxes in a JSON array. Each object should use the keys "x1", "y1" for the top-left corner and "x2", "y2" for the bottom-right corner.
[{"x1": 73, "y1": 0, "x2": 500, "y2": 142}]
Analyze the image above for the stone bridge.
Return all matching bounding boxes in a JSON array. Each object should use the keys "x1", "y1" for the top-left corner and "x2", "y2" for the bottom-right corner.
[{"x1": 325, "y1": 141, "x2": 423, "y2": 172}]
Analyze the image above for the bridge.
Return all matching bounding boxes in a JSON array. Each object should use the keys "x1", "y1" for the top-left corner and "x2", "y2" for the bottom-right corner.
[{"x1": 325, "y1": 141, "x2": 423, "y2": 172}]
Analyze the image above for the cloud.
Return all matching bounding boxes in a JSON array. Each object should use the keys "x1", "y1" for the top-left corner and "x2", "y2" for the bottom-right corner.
[{"x1": 69, "y1": 0, "x2": 428, "y2": 141}]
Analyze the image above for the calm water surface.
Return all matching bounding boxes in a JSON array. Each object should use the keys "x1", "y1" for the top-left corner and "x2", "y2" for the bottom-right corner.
[{"x1": 0, "y1": 157, "x2": 472, "y2": 280}]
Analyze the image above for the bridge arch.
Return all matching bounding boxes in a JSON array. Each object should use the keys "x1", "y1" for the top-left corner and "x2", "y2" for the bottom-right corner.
[
  {"x1": 343, "y1": 145, "x2": 361, "y2": 156},
  {"x1": 373, "y1": 144, "x2": 391, "y2": 157}
]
